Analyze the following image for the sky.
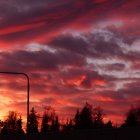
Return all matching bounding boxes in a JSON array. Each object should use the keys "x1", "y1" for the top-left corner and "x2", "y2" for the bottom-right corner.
[{"x1": 0, "y1": 0, "x2": 140, "y2": 125}]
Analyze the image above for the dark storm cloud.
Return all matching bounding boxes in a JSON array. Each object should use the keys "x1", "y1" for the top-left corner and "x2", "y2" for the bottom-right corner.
[
  {"x1": 0, "y1": 48, "x2": 86, "y2": 72},
  {"x1": 98, "y1": 79, "x2": 140, "y2": 102},
  {"x1": 0, "y1": 0, "x2": 98, "y2": 41},
  {"x1": 1, "y1": 0, "x2": 140, "y2": 45},
  {"x1": 48, "y1": 34, "x2": 90, "y2": 56},
  {"x1": 48, "y1": 30, "x2": 123, "y2": 58},
  {"x1": 48, "y1": 30, "x2": 140, "y2": 67},
  {"x1": 0, "y1": 29, "x2": 140, "y2": 98},
  {"x1": 104, "y1": 63, "x2": 125, "y2": 71},
  {"x1": 48, "y1": 32, "x2": 124, "y2": 59},
  {"x1": 92, "y1": 39, "x2": 123, "y2": 58}
]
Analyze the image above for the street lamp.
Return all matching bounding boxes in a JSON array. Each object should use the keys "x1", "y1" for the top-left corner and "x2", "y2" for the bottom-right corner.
[{"x1": 0, "y1": 72, "x2": 30, "y2": 140}]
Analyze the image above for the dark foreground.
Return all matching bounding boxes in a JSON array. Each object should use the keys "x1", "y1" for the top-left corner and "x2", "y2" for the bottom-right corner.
[{"x1": 0, "y1": 127, "x2": 140, "y2": 140}]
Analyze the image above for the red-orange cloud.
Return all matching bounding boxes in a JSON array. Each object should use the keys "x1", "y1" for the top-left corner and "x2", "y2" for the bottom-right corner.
[{"x1": 0, "y1": 0, "x2": 140, "y2": 125}]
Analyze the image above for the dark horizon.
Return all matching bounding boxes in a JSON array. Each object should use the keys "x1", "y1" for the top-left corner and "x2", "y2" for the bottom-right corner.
[{"x1": 0, "y1": 102, "x2": 140, "y2": 134}]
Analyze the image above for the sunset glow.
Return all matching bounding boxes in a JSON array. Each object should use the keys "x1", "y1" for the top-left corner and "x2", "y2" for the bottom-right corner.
[{"x1": 0, "y1": 0, "x2": 140, "y2": 125}]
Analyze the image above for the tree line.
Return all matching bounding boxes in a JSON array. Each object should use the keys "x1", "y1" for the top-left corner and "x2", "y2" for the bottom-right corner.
[{"x1": 0, "y1": 103, "x2": 140, "y2": 135}]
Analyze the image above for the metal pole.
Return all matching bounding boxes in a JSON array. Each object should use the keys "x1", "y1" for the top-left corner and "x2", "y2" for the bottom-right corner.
[{"x1": 0, "y1": 72, "x2": 30, "y2": 140}]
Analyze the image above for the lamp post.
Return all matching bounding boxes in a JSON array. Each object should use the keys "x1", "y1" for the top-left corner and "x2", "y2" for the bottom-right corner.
[{"x1": 0, "y1": 72, "x2": 30, "y2": 140}]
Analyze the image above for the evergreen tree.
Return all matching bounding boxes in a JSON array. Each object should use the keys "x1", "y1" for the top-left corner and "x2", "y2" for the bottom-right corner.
[
  {"x1": 41, "y1": 112, "x2": 50, "y2": 133},
  {"x1": 54, "y1": 116, "x2": 60, "y2": 131},
  {"x1": 93, "y1": 107, "x2": 104, "y2": 128},
  {"x1": 63, "y1": 119, "x2": 74, "y2": 131},
  {"x1": 79, "y1": 103, "x2": 93, "y2": 129},
  {"x1": 1, "y1": 111, "x2": 24, "y2": 134},
  {"x1": 122, "y1": 107, "x2": 138, "y2": 127},
  {"x1": 50, "y1": 116, "x2": 60, "y2": 131},
  {"x1": 16, "y1": 116, "x2": 24, "y2": 134},
  {"x1": 1, "y1": 122, "x2": 9, "y2": 135},
  {"x1": 126, "y1": 109, "x2": 137, "y2": 127},
  {"x1": 136, "y1": 107, "x2": 140, "y2": 126},
  {"x1": 7, "y1": 111, "x2": 17, "y2": 134},
  {"x1": 28, "y1": 107, "x2": 39, "y2": 133},
  {"x1": 105, "y1": 121, "x2": 113, "y2": 128},
  {"x1": 74, "y1": 109, "x2": 80, "y2": 129},
  {"x1": 67, "y1": 119, "x2": 73, "y2": 131}
]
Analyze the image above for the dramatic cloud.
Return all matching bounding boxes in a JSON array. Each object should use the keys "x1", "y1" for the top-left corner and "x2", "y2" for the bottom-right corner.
[
  {"x1": 0, "y1": 0, "x2": 140, "y2": 125},
  {"x1": 0, "y1": 0, "x2": 140, "y2": 48}
]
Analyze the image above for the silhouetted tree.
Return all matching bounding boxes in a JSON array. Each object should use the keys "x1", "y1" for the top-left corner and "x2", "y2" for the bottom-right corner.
[
  {"x1": 28, "y1": 107, "x2": 39, "y2": 133},
  {"x1": 16, "y1": 116, "x2": 24, "y2": 134},
  {"x1": 74, "y1": 109, "x2": 80, "y2": 129},
  {"x1": 121, "y1": 107, "x2": 140, "y2": 127},
  {"x1": 125, "y1": 108, "x2": 137, "y2": 127},
  {"x1": 0, "y1": 120, "x2": 4, "y2": 134},
  {"x1": 50, "y1": 116, "x2": 60, "y2": 131},
  {"x1": 41, "y1": 112, "x2": 50, "y2": 133},
  {"x1": 1, "y1": 111, "x2": 24, "y2": 134},
  {"x1": 67, "y1": 119, "x2": 73, "y2": 131},
  {"x1": 1, "y1": 122, "x2": 9, "y2": 135},
  {"x1": 79, "y1": 103, "x2": 93, "y2": 129},
  {"x1": 63, "y1": 119, "x2": 74, "y2": 131},
  {"x1": 74, "y1": 104, "x2": 106, "y2": 130},
  {"x1": 93, "y1": 107, "x2": 104, "y2": 128},
  {"x1": 7, "y1": 111, "x2": 17, "y2": 134},
  {"x1": 137, "y1": 107, "x2": 140, "y2": 126},
  {"x1": 105, "y1": 120, "x2": 113, "y2": 128}
]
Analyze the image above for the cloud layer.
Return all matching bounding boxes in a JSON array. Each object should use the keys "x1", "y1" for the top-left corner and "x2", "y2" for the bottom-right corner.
[{"x1": 0, "y1": 0, "x2": 140, "y2": 124}]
